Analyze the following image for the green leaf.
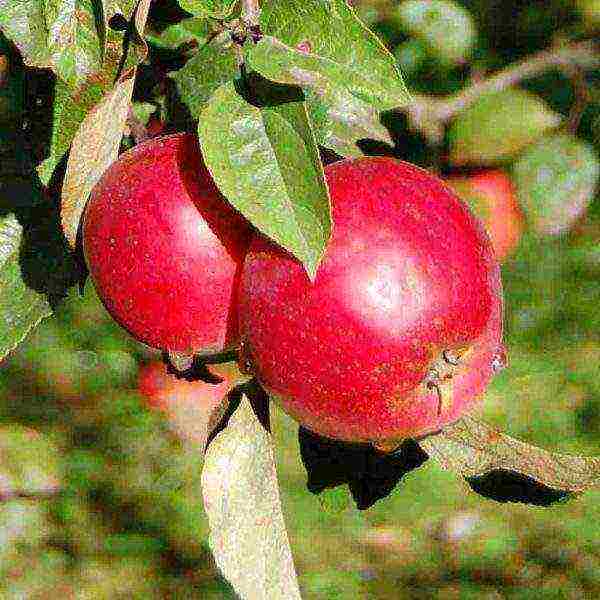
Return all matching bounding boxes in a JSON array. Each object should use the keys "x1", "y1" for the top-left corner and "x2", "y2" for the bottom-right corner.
[
  {"x1": 512, "y1": 133, "x2": 600, "y2": 236},
  {"x1": 37, "y1": 78, "x2": 109, "y2": 185},
  {"x1": 305, "y1": 83, "x2": 393, "y2": 158},
  {"x1": 260, "y1": 0, "x2": 409, "y2": 108},
  {"x1": 37, "y1": 0, "x2": 150, "y2": 186},
  {"x1": 43, "y1": 0, "x2": 104, "y2": 89},
  {"x1": 395, "y1": 0, "x2": 477, "y2": 65},
  {"x1": 202, "y1": 394, "x2": 301, "y2": 598},
  {"x1": 146, "y1": 16, "x2": 209, "y2": 50},
  {"x1": 448, "y1": 89, "x2": 562, "y2": 165},
  {"x1": 170, "y1": 32, "x2": 239, "y2": 119},
  {"x1": 258, "y1": 0, "x2": 408, "y2": 156},
  {"x1": 0, "y1": 213, "x2": 52, "y2": 362},
  {"x1": 247, "y1": 35, "x2": 409, "y2": 111},
  {"x1": 179, "y1": 0, "x2": 237, "y2": 19},
  {"x1": 0, "y1": 1, "x2": 52, "y2": 68},
  {"x1": 198, "y1": 80, "x2": 331, "y2": 279}
]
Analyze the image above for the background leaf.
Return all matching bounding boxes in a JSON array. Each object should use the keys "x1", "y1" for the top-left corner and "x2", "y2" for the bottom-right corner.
[
  {"x1": 0, "y1": 213, "x2": 52, "y2": 361},
  {"x1": 512, "y1": 133, "x2": 600, "y2": 236},
  {"x1": 395, "y1": 0, "x2": 477, "y2": 66},
  {"x1": 448, "y1": 89, "x2": 562, "y2": 165},
  {"x1": 198, "y1": 80, "x2": 331, "y2": 279},
  {"x1": 419, "y1": 415, "x2": 600, "y2": 496},
  {"x1": 202, "y1": 394, "x2": 301, "y2": 599}
]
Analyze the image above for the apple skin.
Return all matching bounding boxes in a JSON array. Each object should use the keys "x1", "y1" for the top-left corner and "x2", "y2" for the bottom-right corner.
[
  {"x1": 239, "y1": 157, "x2": 505, "y2": 445},
  {"x1": 446, "y1": 170, "x2": 524, "y2": 263},
  {"x1": 83, "y1": 133, "x2": 251, "y2": 356}
]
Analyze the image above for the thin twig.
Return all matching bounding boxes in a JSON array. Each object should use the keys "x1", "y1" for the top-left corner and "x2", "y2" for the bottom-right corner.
[{"x1": 405, "y1": 40, "x2": 599, "y2": 145}]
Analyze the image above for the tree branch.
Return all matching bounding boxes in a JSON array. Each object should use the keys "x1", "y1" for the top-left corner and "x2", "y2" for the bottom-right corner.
[{"x1": 405, "y1": 40, "x2": 599, "y2": 145}]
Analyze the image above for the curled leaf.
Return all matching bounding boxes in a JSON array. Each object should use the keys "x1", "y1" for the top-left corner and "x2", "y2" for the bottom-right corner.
[
  {"x1": 202, "y1": 393, "x2": 301, "y2": 598},
  {"x1": 60, "y1": 68, "x2": 136, "y2": 248},
  {"x1": 60, "y1": 0, "x2": 151, "y2": 248},
  {"x1": 419, "y1": 415, "x2": 600, "y2": 503}
]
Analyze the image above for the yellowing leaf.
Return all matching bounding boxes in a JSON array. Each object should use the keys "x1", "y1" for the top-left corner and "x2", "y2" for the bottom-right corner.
[{"x1": 202, "y1": 394, "x2": 301, "y2": 599}]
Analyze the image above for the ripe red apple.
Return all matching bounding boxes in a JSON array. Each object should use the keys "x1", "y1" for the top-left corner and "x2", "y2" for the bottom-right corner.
[
  {"x1": 239, "y1": 157, "x2": 505, "y2": 446},
  {"x1": 83, "y1": 133, "x2": 251, "y2": 356},
  {"x1": 446, "y1": 170, "x2": 524, "y2": 262},
  {"x1": 138, "y1": 360, "x2": 234, "y2": 445}
]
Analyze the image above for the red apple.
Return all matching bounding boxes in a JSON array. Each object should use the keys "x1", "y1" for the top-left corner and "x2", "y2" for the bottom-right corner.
[
  {"x1": 446, "y1": 170, "x2": 524, "y2": 262},
  {"x1": 83, "y1": 133, "x2": 251, "y2": 356},
  {"x1": 239, "y1": 157, "x2": 505, "y2": 446}
]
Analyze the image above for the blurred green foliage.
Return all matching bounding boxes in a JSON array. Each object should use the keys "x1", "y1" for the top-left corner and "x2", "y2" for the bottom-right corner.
[{"x1": 1, "y1": 0, "x2": 599, "y2": 598}]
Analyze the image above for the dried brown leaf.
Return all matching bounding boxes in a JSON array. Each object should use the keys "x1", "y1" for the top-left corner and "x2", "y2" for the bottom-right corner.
[
  {"x1": 60, "y1": 0, "x2": 151, "y2": 248},
  {"x1": 60, "y1": 67, "x2": 136, "y2": 248},
  {"x1": 201, "y1": 395, "x2": 301, "y2": 599},
  {"x1": 419, "y1": 415, "x2": 600, "y2": 493}
]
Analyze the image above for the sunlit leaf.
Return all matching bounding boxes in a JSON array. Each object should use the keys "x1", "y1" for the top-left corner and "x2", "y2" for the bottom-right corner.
[
  {"x1": 247, "y1": 35, "x2": 410, "y2": 111},
  {"x1": 60, "y1": 0, "x2": 152, "y2": 247},
  {"x1": 198, "y1": 80, "x2": 331, "y2": 279},
  {"x1": 43, "y1": 0, "x2": 104, "y2": 89},
  {"x1": 419, "y1": 415, "x2": 600, "y2": 499},
  {"x1": 170, "y1": 32, "x2": 239, "y2": 119},
  {"x1": 178, "y1": 0, "x2": 237, "y2": 19},
  {"x1": 202, "y1": 394, "x2": 301, "y2": 599},
  {"x1": 0, "y1": 0, "x2": 52, "y2": 69},
  {"x1": 37, "y1": 0, "x2": 150, "y2": 185},
  {"x1": 60, "y1": 68, "x2": 136, "y2": 248}
]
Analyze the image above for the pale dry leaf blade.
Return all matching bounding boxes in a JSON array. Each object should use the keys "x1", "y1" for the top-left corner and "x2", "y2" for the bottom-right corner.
[
  {"x1": 419, "y1": 414, "x2": 600, "y2": 493},
  {"x1": 201, "y1": 394, "x2": 301, "y2": 599},
  {"x1": 60, "y1": 0, "x2": 152, "y2": 247},
  {"x1": 61, "y1": 68, "x2": 136, "y2": 248}
]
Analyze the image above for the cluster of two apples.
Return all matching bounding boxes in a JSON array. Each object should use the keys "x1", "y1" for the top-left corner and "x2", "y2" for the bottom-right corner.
[{"x1": 83, "y1": 133, "x2": 505, "y2": 448}]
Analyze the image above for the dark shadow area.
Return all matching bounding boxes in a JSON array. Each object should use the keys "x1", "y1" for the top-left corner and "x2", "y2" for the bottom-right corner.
[
  {"x1": 299, "y1": 428, "x2": 429, "y2": 510},
  {"x1": 467, "y1": 469, "x2": 573, "y2": 506},
  {"x1": 234, "y1": 71, "x2": 305, "y2": 109},
  {"x1": 162, "y1": 349, "x2": 239, "y2": 384},
  {"x1": 0, "y1": 65, "x2": 84, "y2": 309}
]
